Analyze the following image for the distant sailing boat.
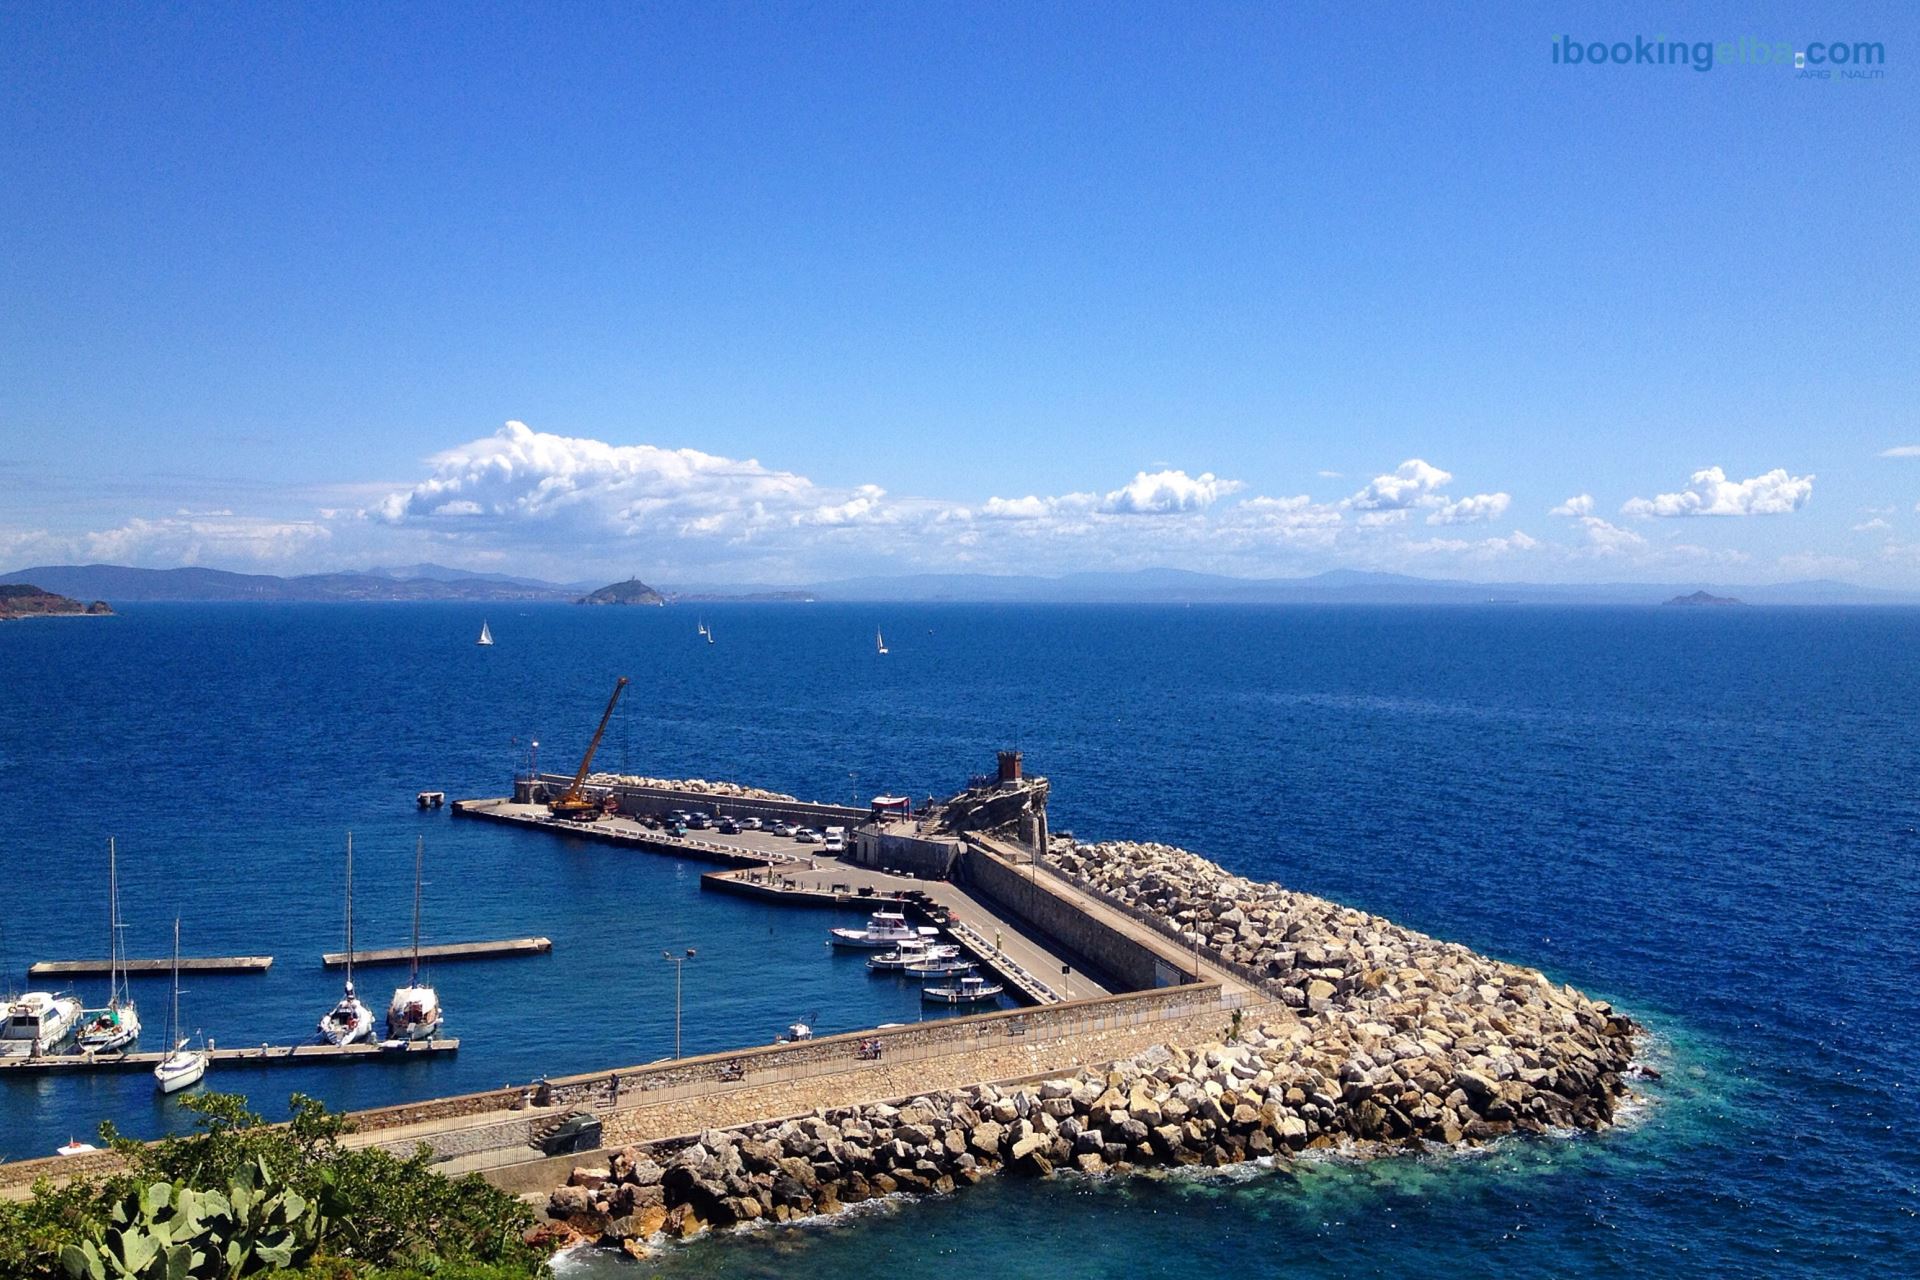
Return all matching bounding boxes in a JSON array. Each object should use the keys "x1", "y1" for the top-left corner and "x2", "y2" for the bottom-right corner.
[
  {"x1": 386, "y1": 836, "x2": 443, "y2": 1042},
  {"x1": 875, "y1": 627, "x2": 888, "y2": 655},
  {"x1": 152, "y1": 918, "x2": 207, "y2": 1094},
  {"x1": 318, "y1": 834, "x2": 375, "y2": 1045},
  {"x1": 77, "y1": 837, "x2": 140, "y2": 1053},
  {"x1": 476, "y1": 620, "x2": 494, "y2": 646},
  {"x1": 696, "y1": 619, "x2": 708, "y2": 639}
]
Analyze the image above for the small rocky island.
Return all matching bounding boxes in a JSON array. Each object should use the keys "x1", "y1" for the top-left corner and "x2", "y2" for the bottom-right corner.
[
  {"x1": 576, "y1": 577, "x2": 665, "y2": 607},
  {"x1": 1663, "y1": 590, "x2": 1742, "y2": 607},
  {"x1": 0, "y1": 582, "x2": 113, "y2": 620}
]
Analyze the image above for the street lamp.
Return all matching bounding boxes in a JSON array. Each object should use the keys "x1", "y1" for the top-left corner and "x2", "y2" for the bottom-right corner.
[{"x1": 662, "y1": 948, "x2": 697, "y2": 1058}]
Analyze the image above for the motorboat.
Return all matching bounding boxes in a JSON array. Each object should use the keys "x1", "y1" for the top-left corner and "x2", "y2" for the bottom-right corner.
[
  {"x1": 76, "y1": 836, "x2": 141, "y2": 1053},
  {"x1": 56, "y1": 1138, "x2": 99, "y2": 1156},
  {"x1": 921, "y1": 975, "x2": 1005, "y2": 1006},
  {"x1": 866, "y1": 938, "x2": 960, "y2": 971},
  {"x1": 1, "y1": 992, "x2": 82, "y2": 1058},
  {"x1": 903, "y1": 955, "x2": 977, "y2": 978},
  {"x1": 152, "y1": 917, "x2": 208, "y2": 1094},
  {"x1": 828, "y1": 911, "x2": 932, "y2": 950},
  {"x1": 386, "y1": 836, "x2": 444, "y2": 1041},
  {"x1": 319, "y1": 834, "x2": 375, "y2": 1045}
]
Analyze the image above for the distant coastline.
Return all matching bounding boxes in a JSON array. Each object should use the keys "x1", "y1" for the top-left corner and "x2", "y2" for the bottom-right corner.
[{"x1": 0, "y1": 583, "x2": 112, "y2": 621}]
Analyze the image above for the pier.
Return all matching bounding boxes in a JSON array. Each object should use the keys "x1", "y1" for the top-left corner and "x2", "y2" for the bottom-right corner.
[
  {"x1": 28, "y1": 955, "x2": 273, "y2": 977},
  {"x1": 322, "y1": 937, "x2": 552, "y2": 969},
  {"x1": 0, "y1": 1039, "x2": 457, "y2": 1075}
]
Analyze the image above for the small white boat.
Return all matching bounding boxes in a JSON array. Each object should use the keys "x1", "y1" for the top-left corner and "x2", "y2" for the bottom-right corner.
[
  {"x1": 697, "y1": 620, "x2": 709, "y2": 638},
  {"x1": 76, "y1": 837, "x2": 140, "y2": 1053},
  {"x1": 778, "y1": 1019, "x2": 814, "y2": 1043},
  {"x1": 56, "y1": 1138, "x2": 99, "y2": 1156},
  {"x1": 319, "y1": 834, "x2": 375, "y2": 1046},
  {"x1": 476, "y1": 620, "x2": 494, "y2": 646},
  {"x1": 866, "y1": 938, "x2": 959, "y2": 971},
  {"x1": 829, "y1": 911, "x2": 932, "y2": 950},
  {"x1": 903, "y1": 956, "x2": 976, "y2": 978},
  {"x1": 0, "y1": 992, "x2": 83, "y2": 1058},
  {"x1": 386, "y1": 837, "x2": 444, "y2": 1041},
  {"x1": 875, "y1": 627, "x2": 888, "y2": 655},
  {"x1": 921, "y1": 975, "x2": 1005, "y2": 1006},
  {"x1": 153, "y1": 918, "x2": 208, "y2": 1094}
]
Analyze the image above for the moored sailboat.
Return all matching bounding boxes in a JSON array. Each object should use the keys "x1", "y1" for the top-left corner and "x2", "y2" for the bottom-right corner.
[
  {"x1": 318, "y1": 834, "x2": 375, "y2": 1045},
  {"x1": 386, "y1": 836, "x2": 444, "y2": 1042},
  {"x1": 153, "y1": 917, "x2": 207, "y2": 1094},
  {"x1": 76, "y1": 836, "x2": 141, "y2": 1053}
]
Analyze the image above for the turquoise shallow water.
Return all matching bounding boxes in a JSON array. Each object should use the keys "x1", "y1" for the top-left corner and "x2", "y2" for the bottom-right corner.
[{"x1": 2, "y1": 602, "x2": 1917, "y2": 1275}]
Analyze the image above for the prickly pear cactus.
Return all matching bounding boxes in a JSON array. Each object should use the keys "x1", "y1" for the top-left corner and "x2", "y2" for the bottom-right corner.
[{"x1": 59, "y1": 1159, "x2": 321, "y2": 1279}]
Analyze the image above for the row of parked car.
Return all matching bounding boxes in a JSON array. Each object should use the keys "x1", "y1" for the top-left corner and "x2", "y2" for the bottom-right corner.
[{"x1": 642, "y1": 809, "x2": 849, "y2": 852}]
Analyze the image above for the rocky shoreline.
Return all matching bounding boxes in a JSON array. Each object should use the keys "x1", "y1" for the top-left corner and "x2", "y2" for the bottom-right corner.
[
  {"x1": 536, "y1": 838, "x2": 1639, "y2": 1256},
  {"x1": 584, "y1": 773, "x2": 802, "y2": 802},
  {"x1": 0, "y1": 583, "x2": 112, "y2": 620}
]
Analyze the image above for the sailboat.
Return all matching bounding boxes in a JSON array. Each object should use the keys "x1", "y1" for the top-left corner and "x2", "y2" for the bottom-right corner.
[
  {"x1": 76, "y1": 837, "x2": 141, "y2": 1053},
  {"x1": 318, "y1": 834, "x2": 375, "y2": 1045},
  {"x1": 152, "y1": 918, "x2": 207, "y2": 1094},
  {"x1": 385, "y1": 836, "x2": 443, "y2": 1042},
  {"x1": 875, "y1": 627, "x2": 888, "y2": 655},
  {"x1": 476, "y1": 620, "x2": 494, "y2": 646},
  {"x1": 696, "y1": 619, "x2": 708, "y2": 639}
]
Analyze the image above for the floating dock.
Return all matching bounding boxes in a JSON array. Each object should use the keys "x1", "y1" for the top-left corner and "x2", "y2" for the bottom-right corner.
[
  {"x1": 28, "y1": 956, "x2": 273, "y2": 978},
  {"x1": 321, "y1": 937, "x2": 552, "y2": 969},
  {"x1": 0, "y1": 1039, "x2": 457, "y2": 1075}
]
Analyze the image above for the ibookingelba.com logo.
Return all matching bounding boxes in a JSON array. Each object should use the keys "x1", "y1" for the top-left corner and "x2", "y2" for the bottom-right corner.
[{"x1": 1550, "y1": 34, "x2": 1886, "y2": 76}]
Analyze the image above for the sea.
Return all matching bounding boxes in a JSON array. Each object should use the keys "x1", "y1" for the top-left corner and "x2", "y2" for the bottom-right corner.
[{"x1": 1, "y1": 602, "x2": 1914, "y2": 1277}]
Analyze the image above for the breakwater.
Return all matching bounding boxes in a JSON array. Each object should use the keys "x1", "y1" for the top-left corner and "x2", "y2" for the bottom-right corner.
[{"x1": 535, "y1": 833, "x2": 1638, "y2": 1254}]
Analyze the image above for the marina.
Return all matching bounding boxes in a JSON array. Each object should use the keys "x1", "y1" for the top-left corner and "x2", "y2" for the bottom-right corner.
[{"x1": 28, "y1": 955, "x2": 273, "y2": 977}]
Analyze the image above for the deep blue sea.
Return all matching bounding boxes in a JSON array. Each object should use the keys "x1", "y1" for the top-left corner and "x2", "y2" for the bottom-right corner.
[{"x1": 2, "y1": 602, "x2": 1915, "y2": 1277}]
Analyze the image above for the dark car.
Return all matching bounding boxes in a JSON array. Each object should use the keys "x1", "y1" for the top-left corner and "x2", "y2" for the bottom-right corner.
[{"x1": 717, "y1": 817, "x2": 741, "y2": 834}]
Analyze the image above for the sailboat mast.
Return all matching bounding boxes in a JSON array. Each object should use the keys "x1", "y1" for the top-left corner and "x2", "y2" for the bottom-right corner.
[
  {"x1": 107, "y1": 837, "x2": 120, "y2": 1005},
  {"x1": 410, "y1": 836, "x2": 423, "y2": 985},
  {"x1": 344, "y1": 833, "x2": 354, "y2": 991},
  {"x1": 169, "y1": 917, "x2": 181, "y2": 1047}
]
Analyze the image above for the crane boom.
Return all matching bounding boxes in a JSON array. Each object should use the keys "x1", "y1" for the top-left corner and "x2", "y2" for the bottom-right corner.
[{"x1": 548, "y1": 676, "x2": 630, "y2": 819}]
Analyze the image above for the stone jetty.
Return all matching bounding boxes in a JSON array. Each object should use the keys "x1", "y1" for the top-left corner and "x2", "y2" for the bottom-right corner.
[
  {"x1": 540, "y1": 837, "x2": 1638, "y2": 1254},
  {"x1": 584, "y1": 773, "x2": 800, "y2": 802}
]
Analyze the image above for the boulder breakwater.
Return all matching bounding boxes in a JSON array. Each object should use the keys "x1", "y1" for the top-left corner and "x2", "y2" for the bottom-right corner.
[{"x1": 538, "y1": 835, "x2": 1639, "y2": 1254}]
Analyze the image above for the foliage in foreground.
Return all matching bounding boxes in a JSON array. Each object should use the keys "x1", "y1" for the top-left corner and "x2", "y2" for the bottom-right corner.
[{"x1": 0, "y1": 1093, "x2": 547, "y2": 1280}]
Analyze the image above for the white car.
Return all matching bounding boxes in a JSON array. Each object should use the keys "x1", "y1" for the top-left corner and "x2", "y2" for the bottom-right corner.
[{"x1": 795, "y1": 828, "x2": 821, "y2": 844}]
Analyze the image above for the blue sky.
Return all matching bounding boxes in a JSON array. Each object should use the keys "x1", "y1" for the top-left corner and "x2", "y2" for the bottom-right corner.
[{"x1": 2, "y1": 2, "x2": 1916, "y2": 584}]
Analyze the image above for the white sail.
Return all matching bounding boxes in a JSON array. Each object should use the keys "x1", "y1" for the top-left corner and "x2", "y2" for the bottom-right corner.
[
  {"x1": 477, "y1": 621, "x2": 493, "y2": 646},
  {"x1": 876, "y1": 628, "x2": 888, "y2": 655}
]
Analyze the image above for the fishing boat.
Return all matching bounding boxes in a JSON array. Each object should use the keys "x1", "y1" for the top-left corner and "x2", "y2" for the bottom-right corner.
[
  {"x1": 0, "y1": 991, "x2": 83, "y2": 1058},
  {"x1": 476, "y1": 620, "x2": 493, "y2": 646},
  {"x1": 866, "y1": 937, "x2": 959, "y2": 971},
  {"x1": 385, "y1": 836, "x2": 444, "y2": 1041},
  {"x1": 921, "y1": 975, "x2": 1004, "y2": 1006},
  {"x1": 875, "y1": 627, "x2": 888, "y2": 655},
  {"x1": 902, "y1": 955, "x2": 976, "y2": 978},
  {"x1": 76, "y1": 837, "x2": 141, "y2": 1053},
  {"x1": 153, "y1": 918, "x2": 208, "y2": 1094},
  {"x1": 318, "y1": 834, "x2": 375, "y2": 1046},
  {"x1": 828, "y1": 911, "x2": 931, "y2": 950}
]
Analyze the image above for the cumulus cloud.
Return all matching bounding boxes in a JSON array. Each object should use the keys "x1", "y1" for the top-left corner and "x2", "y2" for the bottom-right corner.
[
  {"x1": 0, "y1": 514, "x2": 331, "y2": 569},
  {"x1": 1621, "y1": 466, "x2": 1814, "y2": 518},
  {"x1": 1426, "y1": 492, "x2": 1512, "y2": 525},
  {"x1": 1880, "y1": 445, "x2": 1920, "y2": 458},
  {"x1": 1550, "y1": 494, "x2": 1595, "y2": 517},
  {"x1": 1347, "y1": 459, "x2": 1452, "y2": 510},
  {"x1": 1098, "y1": 469, "x2": 1241, "y2": 515},
  {"x1": 1854, "y1": 517, "x2": 1892, "y2": 533}
]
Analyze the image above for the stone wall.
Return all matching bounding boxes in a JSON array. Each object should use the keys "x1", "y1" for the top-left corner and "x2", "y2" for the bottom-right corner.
[{"x1": 959, "y1": 840, "x2": 1192, "y2": 992}]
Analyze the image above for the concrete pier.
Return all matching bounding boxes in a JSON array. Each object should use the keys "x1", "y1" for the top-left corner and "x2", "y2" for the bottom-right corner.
[
  {"x1": 322, "y1": 938, "x2": 552, "y2": 969},
  {"x1": 28, "y1": 956, "x2": 273, "y2": 977},
  {"x1": 0, "y1": 1039, "x2": 456, "y2": 1075}
]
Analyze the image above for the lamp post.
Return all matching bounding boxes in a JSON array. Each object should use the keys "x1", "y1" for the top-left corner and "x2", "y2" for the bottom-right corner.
[{"x1": 662, "y1": 948, "x2": 696, "y2": 1058}]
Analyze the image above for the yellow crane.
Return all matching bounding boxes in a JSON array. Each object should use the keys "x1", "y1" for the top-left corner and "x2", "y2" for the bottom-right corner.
[{"x1": 547, "y1": 676, "x2": 630, "y2": 821}]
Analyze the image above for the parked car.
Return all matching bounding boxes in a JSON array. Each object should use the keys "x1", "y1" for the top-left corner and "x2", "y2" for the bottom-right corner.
[
  {"x1": 717, "y1": 817, "x2": 741, "y2": 834},
  {"x1": 687, "y1": 812, "x2": 712, "y2": 829},
  {"x1": 670, "y1": 822, "x2": 688, "y2": 837},
  {"x1": 538, "y1": 1111, "x2": 603, "y2": 1156},
  {"x1": 776, "y1": 822, "x2": 799, "y2": 837},
  {"x1": 795, "y1": 828, "x2": 821, "y2": 844},
  {"x1": 741, "y1": 817, "x2": 763, "y2": 831}
]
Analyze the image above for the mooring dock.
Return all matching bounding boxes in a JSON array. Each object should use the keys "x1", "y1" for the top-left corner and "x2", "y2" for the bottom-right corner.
[
  {"x1": 0, "y1": 1039, "x2": 457, "y2": 1075},
  {"x1": 322, "y1": 937, "x2": 552, "y2": 969},
  {"x1": 28, "y1": 955, "x2": 273, "y2": 977}
]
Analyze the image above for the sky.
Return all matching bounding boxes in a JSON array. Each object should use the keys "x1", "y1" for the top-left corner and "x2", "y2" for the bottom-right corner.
[{"x1": 2, "y1": 2, "x2": 1917, "y2": 586}]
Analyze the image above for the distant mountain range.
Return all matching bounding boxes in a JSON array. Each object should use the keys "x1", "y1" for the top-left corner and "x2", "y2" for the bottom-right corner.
[{"x1": 5, "y1": 562, "x2": 1917, "y2": 606}]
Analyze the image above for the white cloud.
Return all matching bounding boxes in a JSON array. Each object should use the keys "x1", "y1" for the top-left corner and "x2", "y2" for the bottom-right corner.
[
  {"x1": 1622, "y1": 466, "x2": 1813, "y2": 518},
  {"x1": 1573, "y1": 516, "x2": 1646, "y2": 553},
  {"x1": 1853, "y1": 517, "x2": 1892, "y2": 533},
  {"x1": 1426, "y1": 492, "x2": 1512, "y2": 525},
  {"x1": 1880, "y1": 445, "x2": 1920, "y2": 458},
  {"x1": 1355, "y1": 509, "x2": 1408, "y2": 528},
  {"x1": 1316, "y1": 469, "x2": 1343, "y2": 479},
  {"x1": 0, "y1": 514, "x2": 331, "y2": 569},
  {"x1": 1550, "y1": 494, "x2": 1595, "y2": 517},
  {"x1": 1098, "y1": 469, "x2": 1241, "y2": 515},
  {"x1": 1347, "y1": 459, "x2": 1452, "y2": 510},
  {"x1": 1403, "y1": 530, "x2": 1538, "y2": 560}
]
